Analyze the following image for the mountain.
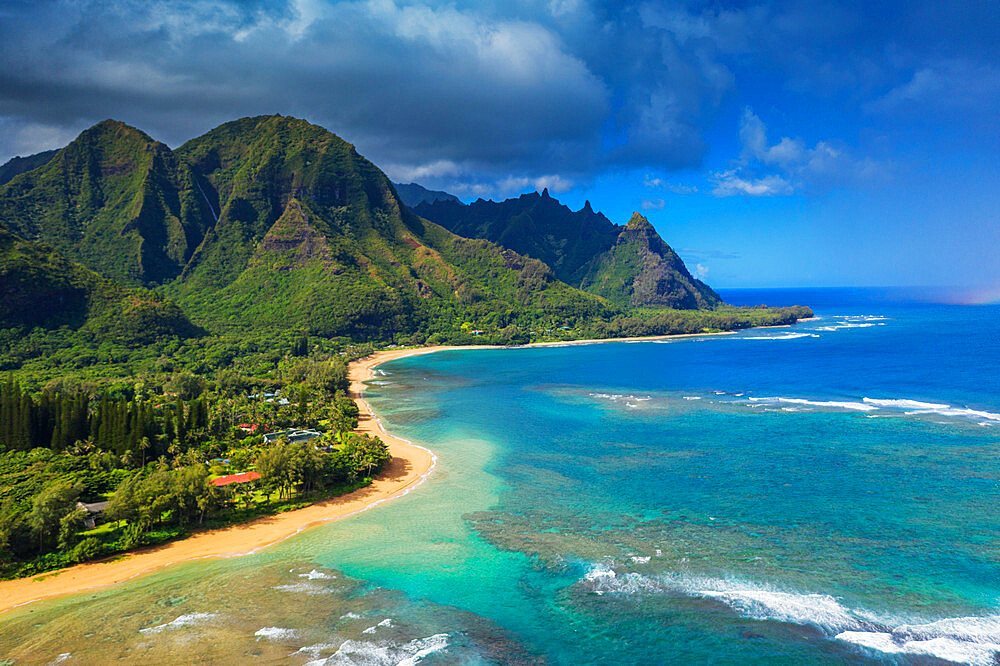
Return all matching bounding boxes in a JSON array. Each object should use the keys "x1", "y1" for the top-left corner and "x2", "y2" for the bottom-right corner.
[
  {"x1": 0, "y1": 150, "x2": 58, "y2": 185},
  {"x1": 414, "y1": 190, "x2": 620, "y2": 284},
  {"x1": 0, "y1": 121, "x2": 215, "y2": 286},
  {"x1": 166, "y1": 115, "x2": 610, "y2": 338},
  {"x1": 0, "y1": 114, "x2": 810, "y2": 356},
  {"x1": 414, "y1": 192, "x2": 721, "y2": 309},
  {"x1": 0, "y1": 227, "x2": 198, "y2": 341},
  {"x1": 393, "y1": 182, "x2": 460, "y2": 208},
  {"x1": 0, "y1": 115, "x2": 609, "y2": 342},
  {"x1": 578, "y1": 213, "x2": 720, "y2": 309}
]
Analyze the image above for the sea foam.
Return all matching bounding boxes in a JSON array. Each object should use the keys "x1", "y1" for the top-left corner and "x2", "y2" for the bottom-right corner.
[
  {"x1": 748, "y1": 397, "x2": 877, "y2": 412},
  {"x1": 255, "y1": 626, "x2": 299, "y2": 641},
  {"x1": 298, "y1": 632, "x2": 449, "y2": 666},
  {"x1": 742, "y1": 332, "x2": 820, "y2": 340},
  {"x1": 835, "y1": 615, "x2": 1000, "y2": 666},
  {"x1": 362, "y1": 618, "x2": 394, "y2": 634},
  {"x1": 579, "y1": 565, "x2": 1000, "y2": 664},
  {"x1": 862, "y1": 398, "x2": 1000, "y2": 422},
  {"x1": 299, "y1": 569, "x2": 336, "y2": 580},
  {"x1": 139, "y1": 612, "x2": 217, "y2": 634}
]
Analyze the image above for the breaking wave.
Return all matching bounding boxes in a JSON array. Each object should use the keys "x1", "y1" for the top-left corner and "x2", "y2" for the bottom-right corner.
[
  {"x1": 862, "y1": 398, "x2": 1000, "y2": 423},
  {"x1": 297, "y1": 632, "x2": 449, "y2": 666},
  {"x1": 741, "y1": 332, "x2": 820, "y2": 340},
  {"x1": 139, "y1": 612, "x2": 217, "y2": 634},
  {"x1": 748, "y1": 396, "x2": 877, "y2": 412},
  {"x1": 298, "y1": 569, "x2": 336, "y2": 580},
  {"x1": 580, "y1": 565, "x2": 1000, "y2": 664}
]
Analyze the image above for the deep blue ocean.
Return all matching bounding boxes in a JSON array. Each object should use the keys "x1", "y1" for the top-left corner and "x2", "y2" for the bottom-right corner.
[{"x1": 2, "y1": 288, "x2": 999, "y2": 665}]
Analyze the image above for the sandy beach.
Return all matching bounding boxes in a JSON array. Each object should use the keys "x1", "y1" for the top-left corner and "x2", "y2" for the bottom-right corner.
[
  {"x1": 0, "y1": 324, "x2": 804, "y2": 614},
  {"x1": 0, "y1": 348, "x2": 438, "y2": 614}
]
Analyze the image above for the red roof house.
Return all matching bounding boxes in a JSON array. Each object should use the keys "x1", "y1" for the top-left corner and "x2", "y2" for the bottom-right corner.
[{"x1": 210, "y1": 471, "x2": 261, "y2": 487}]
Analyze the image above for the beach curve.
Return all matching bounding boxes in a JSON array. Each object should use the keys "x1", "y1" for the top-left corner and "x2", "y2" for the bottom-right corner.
[{"x1": 0, "y1": 347, "x2": 444, "y2": 614}]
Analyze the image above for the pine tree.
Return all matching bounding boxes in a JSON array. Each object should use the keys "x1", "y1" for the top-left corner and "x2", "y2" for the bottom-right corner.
[{"x1": 16, "y1": 392, "x2": 32, "y2": 450}]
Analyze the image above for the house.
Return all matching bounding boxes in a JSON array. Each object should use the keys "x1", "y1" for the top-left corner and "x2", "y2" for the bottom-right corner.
[
  {"x1": 262, "y1": 429, "x2": 323, "y2": 445},
  {"x1": 210, "y1": 471, "x2": 261, "y2": 487},
  {"x1": 76, "y1": 500, "x2": 110, "y2": 530},
  {"x1": 237, "y1": 423, "x2": 259, "y2": 433}
]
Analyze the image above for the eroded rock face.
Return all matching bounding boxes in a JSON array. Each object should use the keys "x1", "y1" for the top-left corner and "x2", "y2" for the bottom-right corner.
[
  {"x1": 254, "y1": 200, "x2": 337, "y2": 271},
  {"x1": 617, "y1": 213, "x2": 720, "y2": 309}
]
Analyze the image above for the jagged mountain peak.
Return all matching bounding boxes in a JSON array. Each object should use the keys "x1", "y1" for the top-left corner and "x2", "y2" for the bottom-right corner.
[
  {"x1": 626, "y1": 211, "x2": 654, "y2": 229},
  {"x1": 416, "y1": 194, "x2": 721, "y2": 310}
]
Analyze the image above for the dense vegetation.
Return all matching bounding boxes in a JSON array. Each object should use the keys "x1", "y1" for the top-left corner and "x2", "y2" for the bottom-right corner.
[
  {"x1": 0, "y1": 356, "x2": 391, "y2": 579},
  {"x1": 0, "y1": 227, "x2": 199, "y2": 339}
]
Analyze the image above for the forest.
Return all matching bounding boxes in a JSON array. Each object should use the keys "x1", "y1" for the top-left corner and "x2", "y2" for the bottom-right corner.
[{"x1": 0, "y1": 348, "x2": 390, "y2": 579}]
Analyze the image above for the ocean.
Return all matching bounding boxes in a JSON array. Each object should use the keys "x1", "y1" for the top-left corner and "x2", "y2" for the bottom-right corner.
[{"x1": 2, "y1": 288, "x2": 999, "y2": 665}]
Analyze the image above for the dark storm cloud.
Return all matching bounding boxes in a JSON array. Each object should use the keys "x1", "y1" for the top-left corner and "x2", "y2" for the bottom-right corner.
[
  {"x1": 0, "y1": 0, "x2": 996, "y2": 194},
  {"x1": 0, "y1": 0, "x2": 728, "y2": 186}
]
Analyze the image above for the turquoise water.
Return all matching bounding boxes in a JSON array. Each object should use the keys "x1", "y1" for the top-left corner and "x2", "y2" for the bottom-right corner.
[{"x1": 2, "y1": 288, "x2": 999, "y2": 664}]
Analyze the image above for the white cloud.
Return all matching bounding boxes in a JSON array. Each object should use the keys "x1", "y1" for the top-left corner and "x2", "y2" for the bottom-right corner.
[
  {"x1": 444, "y1": 173, "x2": 573, "y2": 201},
  {"x1": 383, "y1": 160, "x2": 463, "y2": 183},
  {"x1": 695, "y1": 263, "x2": 709, "y2": 279},
  {"x1": 0, "y1": 117, "x2": 78, "y2": 158},
  {"x1": 709, "y1": 169, "x2": 792, "y2": 197},
  {"x1": 643, "y1": 175, "x2": 698, "y2": 193},
  {"x1": 497, "y1": 174, "x2": 574, "y2": 193},
  {"x1": 712, "y1": 107, "x2": 884, "y2": 196},
  {"x1": 640, "y1": 198, "x2": 665, "y2": 210}
]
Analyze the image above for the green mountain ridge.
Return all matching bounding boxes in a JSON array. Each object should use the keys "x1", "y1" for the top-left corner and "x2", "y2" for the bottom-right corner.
[
  {"x1": 0, "y1": 150, "x2": 58, "y2": 186},
  {"x1": 392, "y1": 182, "x2": 461, "y2": 207},
  {"x1": 0, "y1": 121, "x2": 214, "y2": 286},
  {"x1": 413, "y1": 191, "x2": 721, "y2": 309},
  {"x1": 0, "y1": 114, "x2": 810, "y2": 365},
  {"x1": 0, "y1": 227, "x2": 198, "y2": 342},
  {"x1": 0, "y1": 115, "x2": 613, "y2": 342}
]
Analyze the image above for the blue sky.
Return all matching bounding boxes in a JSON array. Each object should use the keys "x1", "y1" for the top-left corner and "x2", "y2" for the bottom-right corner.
[{"x1": 0, "y1": 0, "x2": 997, "y2": 289}]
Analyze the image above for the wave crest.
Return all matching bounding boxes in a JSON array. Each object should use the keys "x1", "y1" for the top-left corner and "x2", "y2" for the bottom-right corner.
[
  {"x1": 297, "y1": 632, "x2": 449, "y2": 666},
  {"x1": 579, "y1": 565, "x2": 1000, "y2": 664}
]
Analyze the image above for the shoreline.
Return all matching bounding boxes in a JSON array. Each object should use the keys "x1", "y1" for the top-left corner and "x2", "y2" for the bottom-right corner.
[
  {"x1": 0, "y1": 349, "x2": 437, "y2": 615},
  {"x1": 0, "y1": 321, "x2": 807, "y2": 614}
]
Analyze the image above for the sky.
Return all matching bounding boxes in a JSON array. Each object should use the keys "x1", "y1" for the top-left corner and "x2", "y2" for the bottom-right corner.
[{"x1": 0, "y1": 0, "x2": 997, "y2": 289}]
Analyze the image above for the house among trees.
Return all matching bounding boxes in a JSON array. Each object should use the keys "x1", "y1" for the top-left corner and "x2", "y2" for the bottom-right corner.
[
  {"x1": 262, "y1": 429, "x2": 323, "y2": 445},
  {"x1": 76, "y1": 500, "x2": 110, "y2": 530},
  {"x1": 248, "y1": 392, "x2": 290, "y2": 405}
]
